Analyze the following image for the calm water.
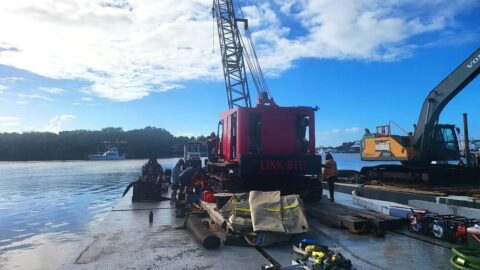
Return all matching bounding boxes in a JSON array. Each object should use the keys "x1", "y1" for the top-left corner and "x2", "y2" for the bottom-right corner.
[
  {"x1": 0, "y1": 158, "x2": 179, "y2": 254},
  {"x1": 0, "y1": 154, "x2": 392, "y2": 258}
]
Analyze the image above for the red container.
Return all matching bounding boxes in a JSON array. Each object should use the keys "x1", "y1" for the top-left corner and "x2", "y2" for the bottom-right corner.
[{"x1": 202, "y1": 191, "x2": 215, "y2": 203}]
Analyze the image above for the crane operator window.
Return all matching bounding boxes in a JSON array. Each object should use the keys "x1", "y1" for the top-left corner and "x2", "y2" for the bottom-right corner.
[{"x1": 248, "y1": 113, "x2": 261, "y2": 153}]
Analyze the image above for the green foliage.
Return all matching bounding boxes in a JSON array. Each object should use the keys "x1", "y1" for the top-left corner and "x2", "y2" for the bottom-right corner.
[{"x1": 0, "y1": 127, "x2": 198, "y2": 161}]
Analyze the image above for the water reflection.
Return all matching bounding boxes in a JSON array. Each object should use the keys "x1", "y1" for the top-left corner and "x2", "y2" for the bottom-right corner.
[{"x1": 0, "y1": 158, "x2": 179, "y2": 253}]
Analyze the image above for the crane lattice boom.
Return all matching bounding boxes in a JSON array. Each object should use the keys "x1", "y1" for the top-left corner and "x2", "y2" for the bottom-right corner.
[
  {"x1": 213, "y1": 0, "x2": 252, "y2": 109},
  {"x1": 213, "y1": 0, "x2": 274, "y2": 109}
]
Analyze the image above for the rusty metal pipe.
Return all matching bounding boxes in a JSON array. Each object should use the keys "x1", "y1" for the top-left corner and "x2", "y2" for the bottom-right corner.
[{"x1": 185, "y1": 215, "x2": 220, "y2": 249}]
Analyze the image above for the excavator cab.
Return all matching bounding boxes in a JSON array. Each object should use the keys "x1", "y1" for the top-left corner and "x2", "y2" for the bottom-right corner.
[{"x1": 422, "y1": 124, "x2": 460, "y2": 162}]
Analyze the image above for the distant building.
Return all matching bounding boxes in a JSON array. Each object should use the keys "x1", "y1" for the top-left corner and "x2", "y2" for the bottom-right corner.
[
  {"x1": 351, "y1": 141, "x2": 361, "y2": 151},
  {"x1": 317, "y1": 141, "x2": 361, "y2": 154}
]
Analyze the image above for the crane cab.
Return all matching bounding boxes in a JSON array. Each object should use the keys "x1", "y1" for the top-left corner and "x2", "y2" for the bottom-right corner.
[{"x1": 212, "y1": 104, "x2": 321, "y2": 178}]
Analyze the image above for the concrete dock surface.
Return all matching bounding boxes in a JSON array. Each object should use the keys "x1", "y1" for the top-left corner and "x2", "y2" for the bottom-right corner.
[{"x1": 54, "y1": 191, "x2": 453, "y2": 270}]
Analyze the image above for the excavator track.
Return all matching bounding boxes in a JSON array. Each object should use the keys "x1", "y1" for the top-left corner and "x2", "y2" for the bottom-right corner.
[{"x1": 360, "y1": 164, "x2": 480, "y2": 185}]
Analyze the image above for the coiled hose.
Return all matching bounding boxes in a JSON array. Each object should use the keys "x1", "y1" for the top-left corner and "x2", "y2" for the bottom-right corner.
[{"x1": 450, "y1": 247, "x2": 480, "y2": 270}]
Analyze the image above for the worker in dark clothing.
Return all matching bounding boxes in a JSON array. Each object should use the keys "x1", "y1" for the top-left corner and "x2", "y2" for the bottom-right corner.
[
  {"x1": 323, "y1": 153, "x2": 338, "y2": 202},
  {"x1": 171, "y1": 159, "x2": 184, "y2": 200},
  {"x1": 133, "y1": 158, "x2": 164, "y2": 202},
  {"x1": 142, "y1": 157, "x2": 163, "y2": 183},
  {"x1": 173, "y1": 167, "x2": 202, "y2": 200},
  {"x1": 297, "y1": 117, "x2": 309, "y2": 154},
  {"x1": 203, "y1": 158, "x2": 209, "y2": 174},
  {"x1": 207, "y1": 132, "x2": 219, "y2": 161},
  {"x1": 178, "y1": 167, "x2": 201, "y2": 190}
]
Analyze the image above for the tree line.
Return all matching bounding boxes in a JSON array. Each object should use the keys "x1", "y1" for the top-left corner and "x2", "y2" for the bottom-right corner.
[{"x1": 0, "y1": 127, "x2": 206, "y2": 161}]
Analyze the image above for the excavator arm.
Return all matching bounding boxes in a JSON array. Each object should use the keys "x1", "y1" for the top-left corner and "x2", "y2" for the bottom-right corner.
[{"x1": 413, "y1": 47, "x2": 480, "y2": 160}]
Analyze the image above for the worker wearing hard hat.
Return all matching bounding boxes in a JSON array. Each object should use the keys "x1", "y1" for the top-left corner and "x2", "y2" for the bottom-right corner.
[{"x1": 323, "y1": 153, "x2": 338, "y2": 202}]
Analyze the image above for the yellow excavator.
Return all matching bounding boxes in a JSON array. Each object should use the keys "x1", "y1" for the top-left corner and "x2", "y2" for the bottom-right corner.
[{"x1": 360, "y1": 47, "x2": 480, "y2": 184}]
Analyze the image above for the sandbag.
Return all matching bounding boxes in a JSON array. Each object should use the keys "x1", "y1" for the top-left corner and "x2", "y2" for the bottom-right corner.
[
  {"x1": 281, "y1": 194, "x2": 308, "y2": 234},
  {"x1": 249, "y1": 191, "x2": 284, "y2": 233},
  {"x1": 219, "y1": 193, "x2": 249, "y2": 218},
  {"x1": 228, "y1": 199, "x2": 252, "y2": 232},
  {"x1": 185, "y1": 215, "x2": 221, "y2": 249}
]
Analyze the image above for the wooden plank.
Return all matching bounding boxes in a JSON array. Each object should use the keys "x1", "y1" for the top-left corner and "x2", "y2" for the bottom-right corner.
[
  {"x1": 339, "y1": 204, "x2": 401, "y2": 224},
  {"x1": 307, "y1": 207, "x2": 370, "y2": 234},
  {"x1": 307, "y1": 201, "x2": 402, "y2": 234},
  {"x1": 351, "y1": 213, "x2": 400, "y2": 230},
  {"x1": 326, "y1": 201, "x2": 401, "y2": 222}
]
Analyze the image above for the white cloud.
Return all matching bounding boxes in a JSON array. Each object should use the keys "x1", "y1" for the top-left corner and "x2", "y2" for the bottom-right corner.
[
  {"x1": 0, "y1": 77, "x2": 24, "y2": 83},
  {"x1": 345, "y1": 127, "x2": 360, "y2": 133},
  {"x1": 16, "y1": 100, "x2": 28, "y2": 105},
  {"x1": 18, "y1": 94, "x2": 53, "y2": 102},
  {"x1": 0, "y1": 116, "x2": 21, "y2": 126},
  {"x1": 43, "y1": 114, "x2": 75, "y2": 133},
  {"x1": 0, "y1": 77, "x2": 24, "y2": 93},
  {"x1": 0, "y1": 0, "x2": 477, "y2": 101},
  {"x1": 0, "y1": 116, "x2": 21, "y2": 132},
  {"x1": 332, "y1": 129, "x2": 340, "y2": 133},
  {"x1": 73, "y1": 100, "x2": 102, "y2": 106},
  {"x1": 0, "y1": 114, "x2": 76, "y2": 133},
  {"x1": 39, "y1": 87, "x2": 64, "y2": 94},
  {"x1": 248, "y1": 0, "x2": 478, "y2": 73}
]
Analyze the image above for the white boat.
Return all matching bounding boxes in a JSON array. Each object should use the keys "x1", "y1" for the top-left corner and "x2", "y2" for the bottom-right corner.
[{"x1": 88, "y1": 147, "x2": 125, "y2": 160}]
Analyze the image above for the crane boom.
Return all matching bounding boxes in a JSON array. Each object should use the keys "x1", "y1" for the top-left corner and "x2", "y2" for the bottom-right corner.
[
  {"x1": 212, "y1": 0, "x2": 252, "y2": 109},
  {"x1": 413, "y1": 47, "x2": 480, "y2": 157},
  {"x1": 213, "y1": 0, "x2": 275, "y2": 109}
]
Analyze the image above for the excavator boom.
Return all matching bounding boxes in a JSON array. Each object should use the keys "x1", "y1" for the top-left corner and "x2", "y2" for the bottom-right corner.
[{"x1": 414, "y1": 48, "x2": 480, "y2": 158}]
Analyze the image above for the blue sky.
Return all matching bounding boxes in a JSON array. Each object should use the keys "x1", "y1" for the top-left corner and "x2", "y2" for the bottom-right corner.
[{"x1": 0, "y1": 0, "x2": 479, "y2": 146}]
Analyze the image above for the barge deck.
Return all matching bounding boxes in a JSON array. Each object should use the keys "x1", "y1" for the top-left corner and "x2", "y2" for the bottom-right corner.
[{"x1": 63, "y1": 191, "x2": 453, "y2": 269}]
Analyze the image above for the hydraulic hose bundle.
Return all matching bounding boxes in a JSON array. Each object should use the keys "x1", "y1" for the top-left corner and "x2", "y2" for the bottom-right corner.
[{"x1": 450, "y1": 247, "x2": 480, "y2": 270}]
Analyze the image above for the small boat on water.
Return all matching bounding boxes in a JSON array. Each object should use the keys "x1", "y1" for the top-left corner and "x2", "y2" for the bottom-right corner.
[{"x1": 88, "y1": 147, "x2": 125, "y2": 160}]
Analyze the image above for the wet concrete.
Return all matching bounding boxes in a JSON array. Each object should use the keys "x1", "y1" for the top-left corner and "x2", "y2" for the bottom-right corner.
[
  {"x1": 62, "y1": 191, "x2": 453, "y2": 270},
  {"x1": 68, "y1": 193, "x2": 268, "y2": 269},
  {"x1": 264, "y1": 193, "x2": 452, "y2": 269}
]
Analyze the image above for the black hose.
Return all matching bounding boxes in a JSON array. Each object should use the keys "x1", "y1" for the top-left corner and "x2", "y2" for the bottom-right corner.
[{"x1": 122, "y1": 181, "x2": 138, "y2": 197}]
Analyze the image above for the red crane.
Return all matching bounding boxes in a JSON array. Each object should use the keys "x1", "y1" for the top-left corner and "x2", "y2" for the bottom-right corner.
[{"x1": 209, "y1": 0, "x2": 322, "y2": 198}]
